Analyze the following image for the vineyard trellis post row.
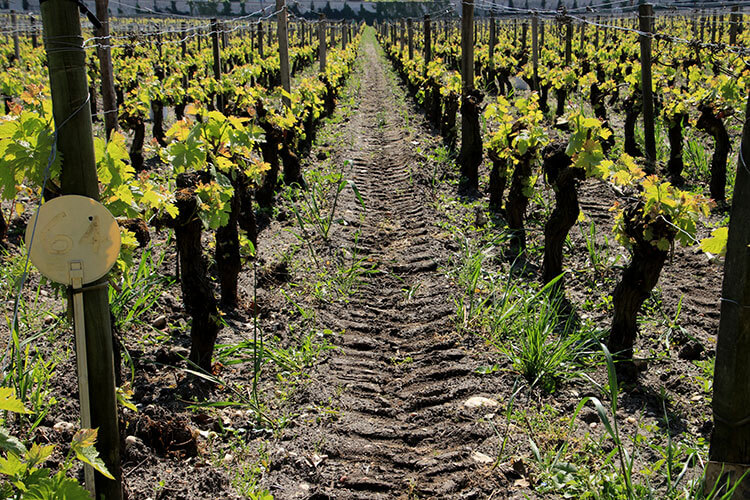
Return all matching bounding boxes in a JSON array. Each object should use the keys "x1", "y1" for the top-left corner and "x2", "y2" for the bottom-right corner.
[
  {"x1": 707, "y1": 90, "x2": 750, "y2": 498},
  {"x1": 276, "y1": 0, "x2": 291, "y2": 108},
  {"x1": 639, "y1": 3, "x2": 656, "y2": 173},
  {"x1": 39, "y1": 0, "x2": 123, "y2": 497}
]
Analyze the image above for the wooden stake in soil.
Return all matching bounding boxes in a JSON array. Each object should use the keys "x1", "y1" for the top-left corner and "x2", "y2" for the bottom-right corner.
[
  {"x1": 257, "y1": 19, "x2": 264, "y2": 58},
  {"x1": 11, "y1": 11, "x2": 19, "y2": 61},
  {"x1": 95, "y1": 0, "x2": 118, "y2": 139},
  {"x1": 730, "y1": 6, "x2": 740, "y2": 45},
  {"x1": 319, "y1": 15, "x2": 326, "y2": 73},
  {"x1": 39, "y1": 1, "x2": 122, "y2": 497},
  {"x1": 532, "y1": 13, "x2": 539, "y2": 91},
  {"x1": 489, "y1": 11, "x2": 496, "y2": 74},
  {"x1": 707, "y1": 90, "x2": 750, "y2": 500},
  {"x1": 276, "y1": 0, "x2": 291, "y2": 108},
  {"x1": 31, "y1": 15, "x2": 38, "y2": 49},
  {"x1": 639, "y1": 4, "x2": 657, "y2": 173},
  {"x1": 424, "y1": 15, "x2": 432, "y2": 69},
  {"x1": 407, "y1": 18, "x2": 414, "y2": 60},
  {"x1": 211, "y1": 18, "x2": 223, "y2": 113}
]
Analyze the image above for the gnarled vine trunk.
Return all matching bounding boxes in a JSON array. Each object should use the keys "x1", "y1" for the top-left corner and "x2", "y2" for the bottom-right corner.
[
  {"x1": 215, "y1": 189, "x2": 241, "y2": 309},
  {"x1": 256, "y1": 104, "x2": 282, "y2": 208},
  {"x1": 667, "y1": 113, "x2": 687, "y2": 185},
  {"x1": 696, "y1": 105, "x2": 730, "y2": 204},
  {"x1": 458, "y1": 89, "x2": 483, "y2": 192},
  {"x1": 167, "y1": 178, "x2": 222, "y2": 372},
  {"x1": 608, "y1": 203, "x2": 674, "y2": 368},
  {"x1": 542, "y1": 142, "x2": 582, "y2": 293},
  {"x1": 441, "y1": 92, "x2": 459, "y2": 150},
  {"x1": 624, "y1": 96, "x2": 643, "y2": 158},
  {"x1": 506, "y1": 152, "x2": 533, "y2": 259},
  {"x1": 488, "y1": 148, "x2": 507, "y2": 213},
  {"x1": 129, "y1": 119, "x2": 146, "y2": 172}
]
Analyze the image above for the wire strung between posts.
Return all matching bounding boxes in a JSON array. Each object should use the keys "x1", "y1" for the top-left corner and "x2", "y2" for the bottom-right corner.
[
  {"x1": 80, "y1": 7, "x2": 284, "y2": 50},
  {"x1": 83, "y1": 4, "x2": 282, "y2": 46},
  {"x1": 0, "y1": 94, "x2": 92, "y2": 377}
]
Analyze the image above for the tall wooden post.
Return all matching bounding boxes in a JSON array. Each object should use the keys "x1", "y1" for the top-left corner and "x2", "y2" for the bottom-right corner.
[
  {"x1": 257, "y1": 20, "x2": 264, "y2": 58},
  {"x1": 95, "y1": 0, "x2": 118, "y2": 140},
  {"x1": 11, "y1": 11, "x2": 19, "y2": 61},
  {"x1": 39, "y1": 1, "x2": 122, "y2": 498},
  {"x1": 424, "y1": 14, "x2": 432, "y2": 69},
  {"x1": 532, "y1": 13, "x2": 539, "y2": 91},
  {"x1": 595, "y1": 15, "x2": 600, "y2": 48},
  {"x1": 489, "y1": 11, "x2": 496, "y2": 74},
  {"x1": 181, "y1": 22, "x2": 187, "y2": 57},
  {"x1": 564, "y1": 17, "x2": 572, "y2": 65},
  {"x1": 639, "y1": 4, "x2": 656, "y2": 173},
  {"x1": 30, "y1": 15, "x2": 38, "y2": 49},
  {"x1": 579, "y1": 19, "x2": 585, "y2": 53},
  {"x1": 730, "y1": 6, "x2": 740, "y2": 45},
  {"x1": 211, "y1": 18, "x2": 223, "y2": 113},
  {"x1": 407, "y1": 18, "x2": 414, "y2": 60},
  {"x1": 540, "y1": 18, "x2": 545, "y2": 49},
  {"x1": 318, "y1": 15, "x2": 326, "y2": 73},
  {"x1": 706, "y1": 90, "x2": 750, "y2": 499},
  {"x1": 276, "y1": 0, "x2": 290, "y2": 108}
]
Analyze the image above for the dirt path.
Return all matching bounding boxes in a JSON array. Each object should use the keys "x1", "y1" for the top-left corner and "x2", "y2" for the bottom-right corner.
[{"x1": 265, "y1": 32, "x2": 507, "y2": 500}]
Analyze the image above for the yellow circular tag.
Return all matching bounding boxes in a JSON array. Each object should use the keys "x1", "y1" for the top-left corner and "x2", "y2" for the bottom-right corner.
[{"x1": 25, "y1": 195, "x2": 121, "y2": 285}]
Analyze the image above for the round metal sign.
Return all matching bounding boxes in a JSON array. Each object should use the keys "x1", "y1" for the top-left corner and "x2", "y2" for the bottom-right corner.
[{"x1": 25, "y1": 195, "x2": 121, "y2": 285}]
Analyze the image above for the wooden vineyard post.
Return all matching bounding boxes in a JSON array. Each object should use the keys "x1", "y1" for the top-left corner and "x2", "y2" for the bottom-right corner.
[
  {"x1": 424, "y1": 14, "x2": 431, "y2": 69},
  {"x1": 400, "y1": 19, "x2": 406, "y2": 54},
  {"x1": 532, "y1": 13, "x2": 538, "y2": 91},
  {"x1": 711, "y1": 14, "x2": 717, "y2": 45},
  {"x1": 706, "y1": 91, "x2": 750, "y2": 499},
  {"x1": 319, "y1": 14, "x2": 326, "y2": 74},
  {"x1": 730, "y1": 6, "x2": 740, "y2": 45},
  {"x1": 407, "y1": 18, "x2": 414, "y2": 60},
  {"x1": 95, "y1": 0, "x2": 117, "y2": 139},
  {"x1": 639, "y1": 3, "x2": 656, "y2": 173},
  {"x1": 257, "y1": 19, "x2": 264, "y2": 59},
  {"x1": 459, "y1": 0, "x2": 481, "y2": 191},
  {"x1": 564, "y1": 16, "x2": 572, "y2": 66},
  {"x1": 540, "y1": 18, "x2": 545, "y2": 49},
  {"x1": 579, "y1": 18, "x2": 585, "y2": 54},
  {"x1": 276, "y1": 0, "x2": 290, "y2": 108},
  {"x1": 180, "y1": 22, "x2": 186, "y2": 56},
  {"x1": 342, "y1": 22, "x2": 347, "y2": 50},
  {"x1": 595, "y1": 15, "x2": 600, "y2": 48},
  {"x1": 211, "y1": 18, "x2": 223, "y2": 113},
  {"x1": 521, "y1": 21, "x2": 528, "y2": 55},
  {"x1": 12, "y1": 11, "x2": 19, "y2": 61},
  {"x1": 39, "y1": 1, "x2": 122, "y2": 498},
  {"x1": 488, "y1": 11, "x2": 495, "y2": 76},
  {"x1": 30, "y1": 15, "x2": 37, "y2": 49}
]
